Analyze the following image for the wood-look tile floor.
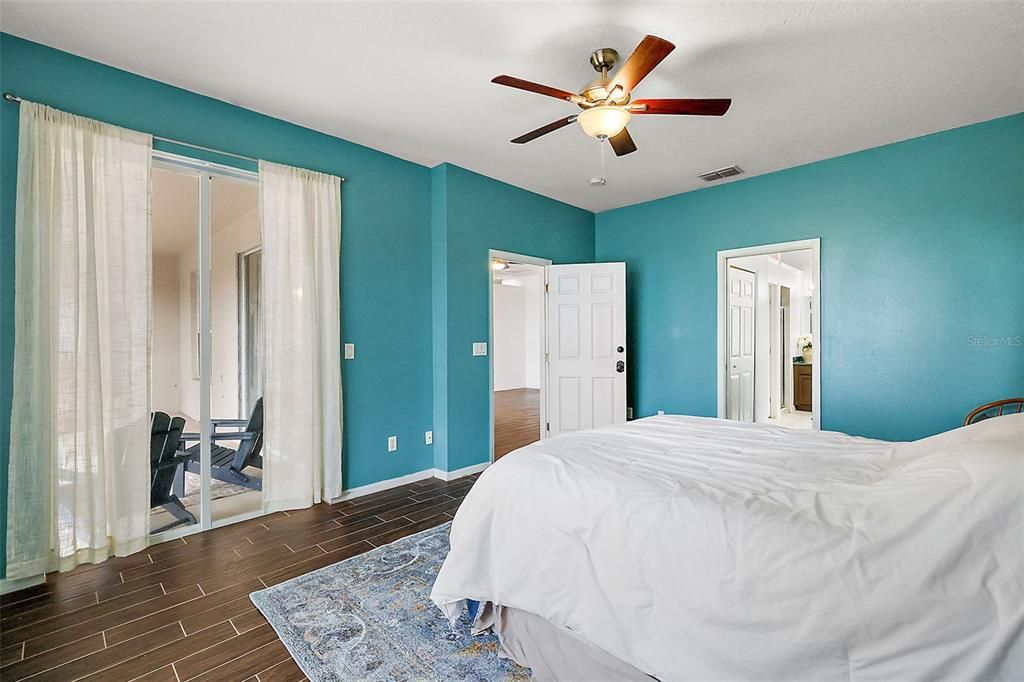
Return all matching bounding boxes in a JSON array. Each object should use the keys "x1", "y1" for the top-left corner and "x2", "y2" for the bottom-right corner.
[
  {"x1": 0, "y1": 475, "x2": 478, "y2": 681},
  {"x1": 493, "y1": 388, "x2": 540, "y2": 460}
]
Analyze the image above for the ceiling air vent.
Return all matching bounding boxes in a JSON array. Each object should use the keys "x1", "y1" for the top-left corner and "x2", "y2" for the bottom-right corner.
[{"x1": 698, "y1": 165, "x2": 744, "y2": 182}]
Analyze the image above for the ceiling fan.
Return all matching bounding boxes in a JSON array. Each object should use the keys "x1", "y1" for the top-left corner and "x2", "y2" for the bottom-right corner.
[{"x1": 492, "y1": 35, "x2": 731, "y2": 156}]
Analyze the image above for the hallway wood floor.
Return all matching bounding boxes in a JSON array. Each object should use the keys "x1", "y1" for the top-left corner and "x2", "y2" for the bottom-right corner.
[
  {"x1": 0, "y1": 475, "x2": 478, "y2": 681},
  {"x1": 493, "y1": 388, "x2": 541, "y2": 460}
]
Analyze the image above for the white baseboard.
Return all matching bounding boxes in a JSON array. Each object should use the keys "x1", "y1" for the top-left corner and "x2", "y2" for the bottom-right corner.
[
  {"x1": 329, "y1": 462, "x2": 489, "y2": 503},
  {"x1": 1, "y1": 573, "x2": 45, "y2": 596},
  {"x1": 432, "y1": 462, "x2": 489, "y2": 482},
  {"x1": 330, "y1": 469, "x2": 437, "y2": 503}
]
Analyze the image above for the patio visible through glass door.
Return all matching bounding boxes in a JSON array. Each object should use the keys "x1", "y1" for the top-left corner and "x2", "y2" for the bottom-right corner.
[{"x1": 149, "y1": 156, "x2": 263, "y2": 540}]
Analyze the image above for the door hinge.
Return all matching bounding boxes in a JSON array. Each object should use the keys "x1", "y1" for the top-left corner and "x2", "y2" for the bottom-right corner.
[
  {"x1": 544, "y1": 282, "x2": 549, "y2": 293},
  {"x1": 546, "y1": 422, "x2": 550, "y2": 432}
]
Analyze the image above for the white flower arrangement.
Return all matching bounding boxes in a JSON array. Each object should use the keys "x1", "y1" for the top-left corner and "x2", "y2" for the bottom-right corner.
[{"x1": 797, "y1": 334, "x2": 813, "y2": 351}]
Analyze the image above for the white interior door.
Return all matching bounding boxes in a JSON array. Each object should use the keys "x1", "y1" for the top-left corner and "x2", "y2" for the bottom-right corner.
[
  {"x1": 727, "y1": 266, "x2": 755, "y2": 422},
  {"x1": 547, "y1": 263, "x2": 626, "y2": 435}
]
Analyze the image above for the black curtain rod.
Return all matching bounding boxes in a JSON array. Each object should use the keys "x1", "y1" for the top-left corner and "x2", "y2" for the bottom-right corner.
[{"x1": 3, "y1": 92, "x2": 345, "y2": 181}]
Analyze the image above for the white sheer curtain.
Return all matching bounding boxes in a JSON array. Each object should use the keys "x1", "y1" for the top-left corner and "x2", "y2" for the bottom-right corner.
[
  {"x1": 6, "y1": 103, "x2": 153, "y2": 579},
  {"x1": 259, "y1": 161, "x2": 343, "y2": 511}
]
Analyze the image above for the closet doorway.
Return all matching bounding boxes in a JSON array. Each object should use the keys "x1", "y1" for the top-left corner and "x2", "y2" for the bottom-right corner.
[{"x1": 150, "y1": 153, "x2": 264, "y2": 539}]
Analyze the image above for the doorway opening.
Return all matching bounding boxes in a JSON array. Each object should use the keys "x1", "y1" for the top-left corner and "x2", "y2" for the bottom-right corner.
[
  {"x1": 489, "y1": 251, "x2": 549, "y2": 461},
  {"x1": 150, "y1": 153, "x2": 264, "y2": 540},
  {"x1": 717, "y1": 239, "x2": 820, "y2": 430}
]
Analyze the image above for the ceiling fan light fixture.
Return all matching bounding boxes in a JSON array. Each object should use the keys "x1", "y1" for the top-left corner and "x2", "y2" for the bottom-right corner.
[
  {"x1": 493, "y1": 34, "x2": 729, "y2": 157},
  {"x1": 577, "y1": 106, "x2": 631, "y2": 139}
]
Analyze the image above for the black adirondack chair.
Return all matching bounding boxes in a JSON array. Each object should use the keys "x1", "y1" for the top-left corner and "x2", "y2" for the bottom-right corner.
[
  {"x1": 150, "y1": 411, "x2": 198, "y2": 533},
  {"x1": 178, "y1": 397, "x2": 264, "y2": 492}
]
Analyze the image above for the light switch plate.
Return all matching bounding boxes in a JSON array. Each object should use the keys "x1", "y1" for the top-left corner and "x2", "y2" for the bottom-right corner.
[
  {"x1": 472, "y1": 342, "x2": 488, "y2": 356},
  {"x1": 425, "y1": 430, "x2": 433, "y2": 445},
  {"x1": 344, "y1": 343, "x2": 355, "y2": 360},
  {"x1": 387, "y1": 435, "x2": 397, "y2": 452}
]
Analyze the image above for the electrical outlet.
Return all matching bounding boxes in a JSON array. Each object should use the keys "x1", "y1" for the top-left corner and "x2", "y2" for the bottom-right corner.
[
  {"x1": 472, "y1": 342, "x2": 488, "y2": 356},
  {"x1": 657, "y1": 410, "x2": 665, "y2": 416},
  {"x1": 425, "y1": 430, "x2": 433, "y2": 445},
  {"x1": 387, "y1": 435, "x2": 397, "y2": 452}
]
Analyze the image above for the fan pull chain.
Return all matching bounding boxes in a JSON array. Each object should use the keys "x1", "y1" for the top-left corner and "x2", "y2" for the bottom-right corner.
[{"x1": 590, "y1": 137, "x2": 608, "y2": 187}]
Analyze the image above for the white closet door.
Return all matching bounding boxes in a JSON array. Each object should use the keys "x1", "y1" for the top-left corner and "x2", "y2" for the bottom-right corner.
[
  {"x1": 727, "y1": 266, "x2": 756, "y2": 422},
  {"x1": 547, "y1": 263, "x2": 626, "y2": 436}
]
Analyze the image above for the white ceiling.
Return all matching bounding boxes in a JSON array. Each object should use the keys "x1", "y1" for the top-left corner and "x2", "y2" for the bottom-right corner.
[
  {"x1": 4, "y1": 2, "x2": 1021, "y2": 212},
  {"x1": 731, "y1": 249, "x2": 812, "y2": 275},
  {"x1": 152, "y1": 168, "x2": 257, "y2": 255},
  {"x1": 780, "y1": 250, "x2": 812, "y2": 274},
  {"x1": 492, "y1": 261, "x2": 543, "y2": 283},
  {"x1": 152, "y1": 168, "x2": 197, "y2": 256}
]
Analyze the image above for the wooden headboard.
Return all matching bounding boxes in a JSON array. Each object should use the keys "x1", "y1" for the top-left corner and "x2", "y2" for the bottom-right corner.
[{"x1": 964, "y1": 398, "x2": 1024, "y2": 426}]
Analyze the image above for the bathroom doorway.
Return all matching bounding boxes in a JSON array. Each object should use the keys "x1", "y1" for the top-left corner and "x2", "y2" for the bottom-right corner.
[{"x1": 717, "y1": 239, "x2": 820, "y2": 429}]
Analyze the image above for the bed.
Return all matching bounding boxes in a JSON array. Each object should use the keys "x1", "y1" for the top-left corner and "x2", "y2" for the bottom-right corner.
[{"x1": 431, "y1": 413, "x2": 1024, "y2": 681}]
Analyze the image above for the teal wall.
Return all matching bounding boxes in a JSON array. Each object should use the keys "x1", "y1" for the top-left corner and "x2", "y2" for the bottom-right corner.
[
  {"x1": 595, "y1": 114, "x2": 1024, "y2": 441},
  {"x1": 432, "y1": 164, "x2": 595, "y2": 471}
]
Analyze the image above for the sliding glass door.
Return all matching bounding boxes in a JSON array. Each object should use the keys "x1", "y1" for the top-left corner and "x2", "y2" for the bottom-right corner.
[{"x1": 149, "y1": 153, "x2": 263, "y2": 540}]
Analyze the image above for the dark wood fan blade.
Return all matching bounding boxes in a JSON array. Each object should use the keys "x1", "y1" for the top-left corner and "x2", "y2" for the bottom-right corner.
[
  {"x1": 608, "y1": 35, "x2": 675, "y2": 95},
  {"x1": 631, "y1": 98, "x2": 732, "y2": 116},
  {"x1": 492, "y1": 75, "x2": 579, "y2": 102},
  {"x1": 511, "y1": 116, "x2": 578, "y2": 144},
  {"x1": 608, "y1": 127, "x2": 637, "y2": 156}
]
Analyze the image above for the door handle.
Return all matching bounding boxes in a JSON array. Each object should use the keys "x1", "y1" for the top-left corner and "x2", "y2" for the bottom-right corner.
[{"x1": 616, "y1": 360, "x2": 625, "y2": 373}]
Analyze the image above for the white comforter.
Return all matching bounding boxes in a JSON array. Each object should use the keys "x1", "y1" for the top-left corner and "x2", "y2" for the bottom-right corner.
[{"x1": 431, "y1": 414, "x2": 1024, "y2": 681}]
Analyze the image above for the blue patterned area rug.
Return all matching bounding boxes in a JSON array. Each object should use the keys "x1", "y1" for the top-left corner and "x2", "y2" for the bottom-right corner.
[{"x1": 250, "y1": 522, "x2": 529, "y2": 681}]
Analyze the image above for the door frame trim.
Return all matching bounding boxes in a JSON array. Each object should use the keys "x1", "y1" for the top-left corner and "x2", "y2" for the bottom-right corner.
[
  {"x1": 716, "y1": 238, "x2": 821, "y2": 429},
  {"x1": 488, "y1": 249, "x2": 551, "y2": 463}
]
